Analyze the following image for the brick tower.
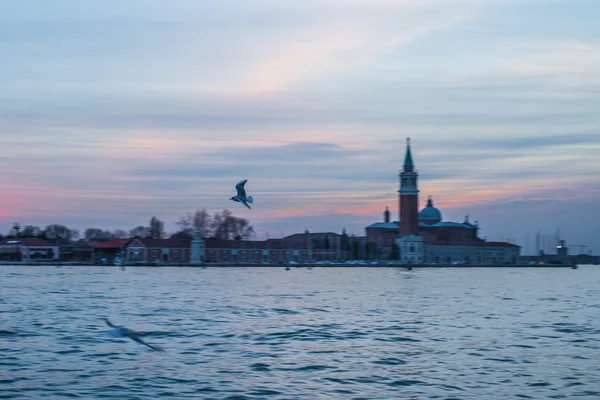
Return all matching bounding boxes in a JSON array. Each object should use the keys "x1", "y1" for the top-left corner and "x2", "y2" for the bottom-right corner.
[{"x1": 398, "y1": 138, "x2": 419, "y2": 237}]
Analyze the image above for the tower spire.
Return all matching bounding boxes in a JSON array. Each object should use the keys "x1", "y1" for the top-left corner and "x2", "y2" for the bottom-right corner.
[
  {"x1": 403, "y1": 137, "x2": 414, "y2": 172},
  {"x1": 398, "y1": 138, "x2": 419, "y2": 237}
]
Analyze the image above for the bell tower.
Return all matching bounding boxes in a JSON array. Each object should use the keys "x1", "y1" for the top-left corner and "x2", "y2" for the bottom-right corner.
[{"x1": 398, "y1": 138, "x2": 419, "y2": 237}]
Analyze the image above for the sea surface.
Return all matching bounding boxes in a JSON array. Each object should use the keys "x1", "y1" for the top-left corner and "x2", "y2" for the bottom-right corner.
[{"x1": 1, "y1": 265, "x2": 600, "y2": 400}]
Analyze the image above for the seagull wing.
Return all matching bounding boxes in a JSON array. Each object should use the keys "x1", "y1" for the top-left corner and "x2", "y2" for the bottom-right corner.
[
  {"x1": 235, "y1": 179, "x2": 248, "y2": 198},
  {"x1": 240, "y1": 198, "x2": 251, "y2": 210},
  {"x1": 104, "y1": 318, "x2": 117, "y2": 328},
  {"x1": 129, "y1": 334, "x2": 164, "y2": 352}
]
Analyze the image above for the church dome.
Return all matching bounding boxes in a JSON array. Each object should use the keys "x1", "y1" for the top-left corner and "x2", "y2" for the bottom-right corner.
[{"x1": 419, "y1": 197, "x2": 442, "y2": 224}]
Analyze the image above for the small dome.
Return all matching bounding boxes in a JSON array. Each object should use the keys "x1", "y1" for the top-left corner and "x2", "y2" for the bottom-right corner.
[{"x1": 419, "y1": 197, "x2": 442, "y2": 224}]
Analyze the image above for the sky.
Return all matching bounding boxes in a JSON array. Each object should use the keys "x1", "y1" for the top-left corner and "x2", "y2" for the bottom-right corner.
[{"x1": 1, "y1": 0, "x2": 599, "y2": 255}]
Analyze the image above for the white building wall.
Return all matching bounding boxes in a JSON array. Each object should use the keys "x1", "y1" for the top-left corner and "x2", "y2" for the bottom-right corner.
[
  {"x1": 190, "y1": 231, "x2": 205, "y2": 265},
  {"x1": 22, "y1": 245, "x2": 60, "y2": 261},
  {"x1": 424, "y1": 244, "x2": 520, "y2": 264},
  {"x1": 397, "y1": 234, "x2": 424, "y2": 264}
]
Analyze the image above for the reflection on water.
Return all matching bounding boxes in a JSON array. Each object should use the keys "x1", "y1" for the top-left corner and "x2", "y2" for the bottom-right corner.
[{"x1": 1, "y1": 265, "x2": 600, "y2": 399}]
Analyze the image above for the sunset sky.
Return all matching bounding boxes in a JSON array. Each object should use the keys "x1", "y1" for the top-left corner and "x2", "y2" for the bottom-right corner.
[{"x1": 1, "y1": 0, "x2": 599, "y2": 254}]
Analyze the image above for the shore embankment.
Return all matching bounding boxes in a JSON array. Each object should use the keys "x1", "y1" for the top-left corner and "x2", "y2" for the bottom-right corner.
[{"x1": 0, "y1": 261, "x2": 579, "y2": 268}]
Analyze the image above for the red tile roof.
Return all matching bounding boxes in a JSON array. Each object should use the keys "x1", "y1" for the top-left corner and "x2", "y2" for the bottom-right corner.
[
  {"x1": 88, "y1": 238, "x2": 132, "y2": 249},
  {"x1": 204, "y1": 239, "x2": 295, "y2": 250},
  {"x1": 206, "y1": 239, "x2": 263, "y2": 249},
  {"x1": 138, "y1": 238, "x2": 191, "y2": 248}
]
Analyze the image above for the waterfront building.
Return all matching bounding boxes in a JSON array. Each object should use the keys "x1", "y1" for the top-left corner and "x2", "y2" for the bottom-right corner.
[
  {"x1": 366, "y1": 138, "x2": 520, "y2": 264},
  {"x1": 0, "y1": 238, "x2": 60, "y2": 261},
  {"x1": 398, "y1": 234, "x2": 424, "y2": 264},
  {"x1": 59, "y1": 239, "x2": 93, "y2": 262},
  {"x1": 124, "y1": 238, "x2": 191, "y2": 264},
  {"x1": 88, "y1": 238, "x2": 132, "y2": 265},
  {"x1": 204, "y1": 238, "x2": 273, "y2": 263},
  {"x1": 282, "y1": 232, "x2": 342, "y2": 261}
]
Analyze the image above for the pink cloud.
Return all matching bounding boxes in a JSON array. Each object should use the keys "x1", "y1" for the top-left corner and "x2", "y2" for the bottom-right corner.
[{"x1": 0, "y1": 194, "x2": 26, "y2": 218}]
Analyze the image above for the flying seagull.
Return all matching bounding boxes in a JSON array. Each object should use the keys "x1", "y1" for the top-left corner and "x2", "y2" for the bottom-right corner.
[
  {"x1": 104, "y1": 318, "x2": 164, "y2": 352},
  {"x1": 230, "y1": 179, "x2": 254, "y2": 210}
]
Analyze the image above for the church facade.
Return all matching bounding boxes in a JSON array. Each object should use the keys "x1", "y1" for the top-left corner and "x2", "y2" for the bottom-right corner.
[{"x1": 366, "y1": 139, "x2": 520, "y2": 264}]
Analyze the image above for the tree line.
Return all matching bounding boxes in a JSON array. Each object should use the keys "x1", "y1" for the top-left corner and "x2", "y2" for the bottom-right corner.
[
  {"x1": 173, "y1": 209, "x2": 254, "y2": 240},
  {"x1": 1, "y1": 213, "x2": 401, "y2": 260},
  {"x1": 1, "y1": 209, "x2": 254, "y2": 243}
]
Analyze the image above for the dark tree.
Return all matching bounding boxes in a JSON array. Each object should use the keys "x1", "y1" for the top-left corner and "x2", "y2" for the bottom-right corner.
[
  {"x1": 176, "y1": 209, "x2": 211, "y2": 238},
  {"x1": 20, "y1": 225, "x2": 42, "y2": 238},
  {"x1": 43, "y1": 224, "x2": 73, "y2": 242},
  {"x1": 229, "y1": 215, "x2": 254, "y2": 240},
  {"x1": 208, "y1": 209, "x2": 254, "y2": 240},
  {"x1": 170, "y1": 230, "x2": 194, "y2": 240},
  {"x1": 149, "y1": 216, "x2": 165, "y2": 239},
  {"x1": 130, "y1": 226, "x2": 150, "y2": 238},
  {"x1": 113, "y1": 229, "x2": 128, "y2": 239},
  {"x1": 176, "y1": 213, "x2": 193, "y2": 234},
  {"x1": 209, "y1": 210, "x2": 227, "y2": 239},
  {"x1": 85, "y1": 228, "x2": 115, "y2": 241},
  {"x1": 193, "y1": 209, "x2": 210, "y2": 238}
]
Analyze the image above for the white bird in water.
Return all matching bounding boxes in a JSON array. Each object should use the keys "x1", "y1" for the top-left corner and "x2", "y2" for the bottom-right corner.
[
  {"x1": 230, "y1": 179, "x2": 254, "y2": 210},
  {"x1": 104, "y1": 318, "x2": 164, "y2": 352}
]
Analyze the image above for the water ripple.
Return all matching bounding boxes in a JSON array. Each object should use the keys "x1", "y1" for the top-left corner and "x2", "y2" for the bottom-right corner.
[{"x1": 1, "y1": 265, "x2": 599, "y2": 399}]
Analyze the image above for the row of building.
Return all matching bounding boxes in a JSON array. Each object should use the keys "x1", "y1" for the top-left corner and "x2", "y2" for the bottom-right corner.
[
  {"x1": 0, "y1": 234, "x2": 359, "y2": 265},
  {"x1": 0, "y1": 230, "x2": 519, "y2": 265},
  {"x1": 0, "y1": 139, "x2": 524, "y2": 265}
]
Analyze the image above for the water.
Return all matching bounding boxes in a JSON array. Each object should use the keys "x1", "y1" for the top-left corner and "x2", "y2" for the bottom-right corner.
[{"x1": 1, "y1": 265, "x2": 600, "y2": 399}]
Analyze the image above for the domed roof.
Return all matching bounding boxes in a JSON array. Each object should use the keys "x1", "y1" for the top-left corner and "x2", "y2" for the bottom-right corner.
[{"x1": 419, "y1": 197, "x2": 442, "y2": 224}]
